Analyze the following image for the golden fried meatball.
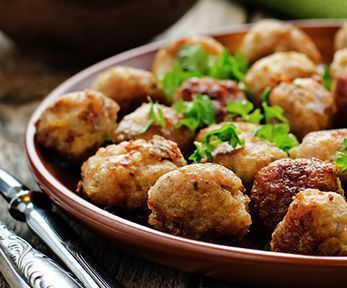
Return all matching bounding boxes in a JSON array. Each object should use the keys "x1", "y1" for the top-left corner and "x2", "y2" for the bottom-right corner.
[
  {"x1": 77, "y1": 136, "x2": 186, "y2": 211},
  {"x1": 269, "y1": 78, "x2": 336, "y2": 138},
  {"x1": 196, "y1": 122, "x2": 287, "y2": 186},
  {"x1": 244, "y1": 52, "x2": 317, "y2": 105},
  {"x1": 174, "y1": 77, "x2": 246, "y2": 122},
  {"x1": 35, "y1": 90, "x2": 119, "y2": 163},
  {"x1": 250, "y1": 158, "x2": 343, "y2": 231},
  {"x1": 335, "y1": 23, "x2": 347, "y2": 51},
  {"x1": 147, "y1": 163, "x2": 251, "y2": 241},
  {"x1": 271, "y1": 189, "x2": 347, "y2": 256},
  {"x1": 91, "y1": 66, "x2": 164, "y2": 114},
  {"x1": 152, "y1": 36, "x2": 223, "y2": 76},
  {"x1": 331, "y1": 48, "x2": 347, "y2": 77},
  {"x1": 290, "y1": 129, "x2": 347, "y2": 181},
  {"x1": 241, "y1": 19, "x2": 321, "y2": 63},
  {"x1": 113, "y1": 103, "x2": 193, "y2": 152}
]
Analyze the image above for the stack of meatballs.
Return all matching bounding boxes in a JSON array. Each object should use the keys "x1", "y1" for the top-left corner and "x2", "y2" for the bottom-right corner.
[{"x1": 35, "y1": 19, "x2": 347, "y2": 256}]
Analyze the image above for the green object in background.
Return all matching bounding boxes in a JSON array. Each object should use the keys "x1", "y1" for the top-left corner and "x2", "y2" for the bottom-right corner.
[{"x1": 245, "y1": 0, "x2": 347, "y2": 18}]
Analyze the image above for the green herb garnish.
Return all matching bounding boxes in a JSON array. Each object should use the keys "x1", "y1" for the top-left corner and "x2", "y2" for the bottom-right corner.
[
  {"x1": 262, "y1": 102, "x2": 288, "y2": 124},
  {"x1": 189, "y1": 123, "x2": 245, "y2": 162},
  {"x1": 255, "y1": 123, "x2": 298, "y2": 152},
  {"x1": 336, "y1": 138, "x2": 347, "y2": 173},
  {"x1": 178, "y1": 44, "x2": 212, "y2": 74},
  {"x1": 322, "y1": 65, "x2": 332, "y2": 91},
  {"x1": 227, "y1": 99, "x2": 263, "y2": 124},
  {"x1": 174, "y1": 95, "x2": 216, "y2": 132},
  {"x1": 140, "y1": 98, "x2": 166, "y2": 133},
  {"x1": 260, "y1": 86, "x2": 271, "y2": 103}
]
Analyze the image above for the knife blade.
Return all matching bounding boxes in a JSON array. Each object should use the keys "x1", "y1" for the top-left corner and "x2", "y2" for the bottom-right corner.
[{"x1": 0, "y1": 168, "x2": 124, "y2": 288}]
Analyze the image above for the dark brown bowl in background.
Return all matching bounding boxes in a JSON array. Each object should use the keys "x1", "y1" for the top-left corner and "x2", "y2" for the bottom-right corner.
[
  {"x1": 0, "y1": 0, "x2": 196, "y2": 66},
  {"x1": 25, "y1": 21, "x2": 347, "y2": 288}
]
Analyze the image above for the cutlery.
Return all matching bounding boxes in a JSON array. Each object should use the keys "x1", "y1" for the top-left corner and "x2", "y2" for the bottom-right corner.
[{"x1": 0, "y1": 168, "x2": 124, "y2": 288}]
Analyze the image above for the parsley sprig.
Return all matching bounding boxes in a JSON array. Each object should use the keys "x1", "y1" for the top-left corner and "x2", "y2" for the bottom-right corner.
[
  {"x1": 321, "y1": 65, "x2": 332, "y2": 91},
  {"x1": 160, "y1": 44, "x2": 249, "y2": 100},
  {"x1": 174, "y1": 95, "x2": 216, "y2": 132},
  {"x1": 227, "y1": 100, "x2": 263, "y2": 124},
  {"x1": 189, "y1": 123, "x2": 245, "y2": 162},
  {"x1": 140, "y1": 98, "x2": 166, "y2": 133},
  {"x1": 336, "y1": 138, "x2": 347, "y2": 173}
]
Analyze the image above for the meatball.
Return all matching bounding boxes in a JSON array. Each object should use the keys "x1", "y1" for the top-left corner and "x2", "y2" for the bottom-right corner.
[
  {"x1": 174, "y1": 77, "x2": 246, "y2": 121},
  {"x1": 196, "y1": 122, "x2": 287, "y2": 186},
  {"x1": 269, "y1": 77, "x2": 336, "y2": 138},
  {"x1": 77, "y1": 136, "x2": 186, "y2": 211},
  {"x1": 147, "y1": 163, "x2": 251, "y2": 241},
  {"x1": 271, "y1": 189, "x2": 347, "y2": 256},
  {"x1": 335, "y1": 23, "x2": 347, "y2": 51},
  {"x1": 91, "y1": 66, "x2": 164, "y2": 114},
  {"x1": 152, "y1": 35, "x2": 223, "y2": 77},
  {"x1": 244, "y1": 52, "x2": 317, "y2": 104},
  {"x1": 241, "y1": 19, "x2": 321, "y2": 63},
  {"x1": 290, "y1": 129, "x2": 347, "y2": 181},
  {"x1": 331, "y1": 48, "x2": 347, "y2": 77},
  {"x1": 35, "y1": 90, "x2": 119, "y2": 163},
  {"x1": 113, "y1": 103, "x2": 193, "y2": 152},
  {"x1": 250, "y1": 158, "x2": 343, "y2": 231}
]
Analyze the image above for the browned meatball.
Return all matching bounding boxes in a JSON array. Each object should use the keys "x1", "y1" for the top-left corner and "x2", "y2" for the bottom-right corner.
[
  {"x1": 152, "y1": 35, "x2": 223, "y2": 77},
  {"x1": 113, "y1": 103, "x2": 193, "y2": 152},
  {"x1": 241, "y1": 20, "x2": 321, "y2": 63},
  {"x1": 331, "y1": 48, "x2": 347, "y2": 77},
  {"x1": 91, "y1": 66, "x2": 164, "y2": 114},
  {"x1": 244, "y1": 52, "x2": 317, "y2": 105},
  {"x1": 147, "y1": 163, "x2": 251, "y2": 241},
  {"x1": 269, "y1": 78, "x2": 336, "y2": 138},
  {"x1": 290, "y1": 129, "x2": 347, "y2": 181},
  {"x1": 77, "y1": 136, "x2": 186, "y2": 211},
  {"x1": 250, "y1": 158, "x2": 343, "y2": 231},
  {"x1": 35, "y1": 90, "x2": 119, "y2": 163},
  {"x1": 335, "y1": 23, "x2": 347, "y2": 51},
  {"x1": 271, "y1": 189, "x2": 347, "y2": 256},
  {"x1": 174, "y1": 77, "x2": 246, "y2": 122}
]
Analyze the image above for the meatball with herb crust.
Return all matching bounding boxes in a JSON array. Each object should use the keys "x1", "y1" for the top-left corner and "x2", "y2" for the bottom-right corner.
[
  {"x1": 113, "y1": 103, "x2": 193, "y2": 152},
  {"x1": 271, "y1": 189, "x2": 347, "y2": 256},
  {"x1": 148, "y1": 163, "x2": 251, "y2": 241},
  {"x1": 77, "y1": 136, "x2": 186, "y2": 211},
  {"x1": 152, "y1": 35, "x2": 224, "y2": 77},
  {"x1": 35, "y1": 90, "x2": 119, "y2": 163},
  {"x1": 196, "y1": 122, "x2": 287, "y2": 186},
  {"x1": 269, "y1": 77, "x2": 336, "y2": 138},
  {"x1": 174, "y1": 77, "x2": 246, "y2": 122},
  {"x1": 241, "y1": 19, "x2": 321, "y2": 63},
  {"x1": 91, "y1": 66, "x2": 165, "y2": 114},
  {"x1": 244, "y1": 52, "x2": 317, "y2": 105},
  {"x1": 250, "y1": 158, "x2": 344, "y2": 231}
]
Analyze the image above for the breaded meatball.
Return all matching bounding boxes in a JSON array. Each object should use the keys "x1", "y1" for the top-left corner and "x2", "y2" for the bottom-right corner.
[
  {"x1": 331, "y1": 48, "x2": 347, "y2": 77},
  {"x1": 241, "y1": 20, "x2": 321, "y2": 63},
  {"x1": 91, "y1": 66, "x2": 164, "y2": 114},
  {"x1": 113, "y1": 103, "x2": 193, "y2": 152},
  {"x1": 269, "y1": 78, "x2": 336, "y2": 138},
  {"x1": 250, "y1": 158, "x2": 343, "y2": 231},
  {"x1": 290, "y1": 129, "x2": 347, "y2": 181},
  {"x1": 196, "y1": 122, "x2": 287, "y2": 186},
  {"x1": 271, "y1": 189, "x2": 347, "y2": 256},
  {"x1": 35, "y1": 90, "x2": 119, "y2": 163},
  {"x1": 335, "y1": 23, "x2": 347, "y2": 51},
  {"x1": 152, "y1": 36, "x2": 223, "y2": 76},
  {"x1": 147, "y1": 163, "x2": 251, "y2": 241},
  {"x1": 77, "y1": 136, "x2": 186, "y2": 211},
  {"x1": 244, "y1": 52, "x2": 317, "y2": 104},
  {"x1": 174, "y1": 77, "x2": 246, "y2": 121}
]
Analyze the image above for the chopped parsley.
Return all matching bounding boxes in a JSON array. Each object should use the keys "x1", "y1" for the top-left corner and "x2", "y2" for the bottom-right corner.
[
  {"x1": 140, "y1": 98, "x2": 166, "y2": 133},
  {"x1": 174, "y1": 95, "x2": 216, "y2": 132},
  {"x1": 262, "y1": 102, "x2": 288, "y2": 124},
  {"x1": 336, "y1": 138, "x2": 347, "y2": 173},
  {"x1": 321, "y1": 65, "x2": 332, "y2": 91},
  {"x1": 189, "y1": 123, "x2": 245, "y2": 162},
  {"x1": 260, "y1": 86, "x2": 271, "y2": 103},
  {"x1": 227, "y1": 99, "x2": 263, "y2": 124},
  {"x1": 255, "y1": 123, "x2": 299, "y2": 152}
]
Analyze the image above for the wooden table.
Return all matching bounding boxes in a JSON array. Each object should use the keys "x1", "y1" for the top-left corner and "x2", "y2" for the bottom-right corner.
[{"x1": 0, "y1": 1, "x2": 268, "y2": 287}]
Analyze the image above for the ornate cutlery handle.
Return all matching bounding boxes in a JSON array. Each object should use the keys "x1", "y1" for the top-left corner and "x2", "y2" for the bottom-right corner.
[{"x1": 0, "y1": 221, "x2": 82, "y2": 288}]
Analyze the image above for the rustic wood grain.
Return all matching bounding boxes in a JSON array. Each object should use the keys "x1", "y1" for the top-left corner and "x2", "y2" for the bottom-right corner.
[{"x1": 0, "y1": 1, "x2": 258, "y2": 287}]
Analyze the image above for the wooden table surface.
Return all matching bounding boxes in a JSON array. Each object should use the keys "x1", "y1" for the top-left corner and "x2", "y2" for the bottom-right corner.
[{"x1": 0, "y1": 1, "x2": 269, "y2": 287}]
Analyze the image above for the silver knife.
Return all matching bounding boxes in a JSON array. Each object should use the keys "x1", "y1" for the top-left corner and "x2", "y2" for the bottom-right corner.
[
  {"x1": 0, "y1": 220, "x2": 82, "y2": 288},
  {"x1": 0, "y1": 168, "x2": 124, "y2": 288}
]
